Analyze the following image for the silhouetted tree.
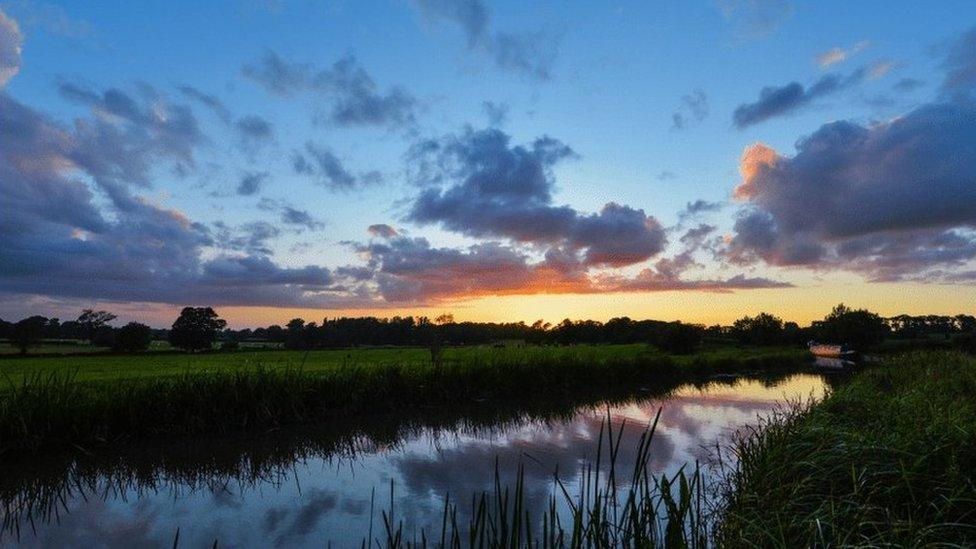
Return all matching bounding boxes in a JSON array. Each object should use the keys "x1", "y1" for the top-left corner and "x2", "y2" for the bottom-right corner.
[
  {"x1": 813, "y1": 304, "x2": 889, "y2": 348},
  {"x1": 11, "y1": 316, "x2": 48, "y2": 355},
  {"x1": 113, "y1": 322, "x2": 153, "y2": 352},
  {"x1": 653, "y1": 322, "x2": 703, "y2": 354},
  {"x1": 77, "y1": 309, "x2": 117, "y2": 343},
  {"x1": 169, "y1": 307, "x2": 226, "y2": 352},
  {"x1": 731, "y1": 312, "x2": 785, "y2": 345}
]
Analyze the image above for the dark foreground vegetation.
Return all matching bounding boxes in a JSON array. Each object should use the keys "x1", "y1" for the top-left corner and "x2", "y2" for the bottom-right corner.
[
  {"x1": 0, "y1": 345, "x2": 808, "y2": 453},
  {"x1": 717, "y1": 351, "x2": 976, "y2": 546}
]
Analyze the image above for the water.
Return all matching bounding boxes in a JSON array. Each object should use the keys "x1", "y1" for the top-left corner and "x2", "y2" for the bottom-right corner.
[{"x1": 0, "y1": 373, "x2": 830, "y2": 547}]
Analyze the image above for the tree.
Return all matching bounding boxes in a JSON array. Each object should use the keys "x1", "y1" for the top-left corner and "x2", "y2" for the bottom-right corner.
[
  {"x1": 169, "y1": 307, "x2": 226, "y2": 352},
  {"x1": 10, "y1": 316, "x2": 48, "y2": 355},
  {"x1": 731, "y1": 313, "x2": 785, "y2": 346},
  {"x1": 654, "y1": 322, "x2": 703, "y2": 354},
  {"x1": 813, "y1": 304, "x2": 890, "y2": 348},
  {"x1": 113, "y1": 322, "x2": 153, "y2": 352},
  {"x1": 77, "y1": 309, "x2": 117, "y2": 343}
]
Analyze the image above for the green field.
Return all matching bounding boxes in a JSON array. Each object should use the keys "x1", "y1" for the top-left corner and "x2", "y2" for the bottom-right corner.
[
  {"x1": 0, "y1": 344, "x2": 805, "y2": 384},
  {"x1": 0, "y1": 344, "x2": 809, "y2": 452}
]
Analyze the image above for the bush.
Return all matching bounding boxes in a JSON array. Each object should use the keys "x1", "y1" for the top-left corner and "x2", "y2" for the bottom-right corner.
[
  {"x1": 654, "y1": 322, "x2": 702, "y2": 354},
  {"x1": 112, "y1": 322, "x2": 152, "y2": 352}
]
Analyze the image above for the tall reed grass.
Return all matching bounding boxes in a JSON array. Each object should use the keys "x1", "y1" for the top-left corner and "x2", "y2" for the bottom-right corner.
[{"x1": 716, "y1": 351, "x2": 976, "y2": 546}]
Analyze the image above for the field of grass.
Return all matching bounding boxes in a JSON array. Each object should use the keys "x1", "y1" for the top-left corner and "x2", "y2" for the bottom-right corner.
[
  {"x1": 0, "y1": 344, "x2": 810, "y2": 452},
  {"x1": 716, "y1": 351, "x2": 976, "y2": 546},
  {"x1": 0, "y1": 344, "x2": 806, "y2": 384}
]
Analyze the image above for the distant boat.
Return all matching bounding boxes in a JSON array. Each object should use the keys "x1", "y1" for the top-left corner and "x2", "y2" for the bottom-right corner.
[{"x1": 807, "y1": 341, "x2": 858, "y2": 359}]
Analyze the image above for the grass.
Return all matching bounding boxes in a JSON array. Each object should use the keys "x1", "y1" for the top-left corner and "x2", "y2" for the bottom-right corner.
[
  {"x1": 0, "y1": 345, "x2": 810, "y2": 453},
  {"x1": 716, "y1": 351, "x2": 976, "y2": 546},
  {"x1": 371, "y1": 410, "x2": 708, "y2": 548}
]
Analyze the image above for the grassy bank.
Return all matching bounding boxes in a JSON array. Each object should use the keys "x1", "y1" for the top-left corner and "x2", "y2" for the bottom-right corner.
[
  {"x1": 717, "y1": 351, "x2": 976, "y2": 546},
  {"x1": 0, "y1": 345, "x2": 809, "y2": 453}
]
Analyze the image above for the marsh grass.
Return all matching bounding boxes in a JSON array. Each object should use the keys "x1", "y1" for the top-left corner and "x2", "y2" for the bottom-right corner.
[
  {"x1": 716, "y1": 351, "x2": 976, "y2": 546},
  {"x1": 0, "y1": 348, "x2": 810, "y2": 453}
]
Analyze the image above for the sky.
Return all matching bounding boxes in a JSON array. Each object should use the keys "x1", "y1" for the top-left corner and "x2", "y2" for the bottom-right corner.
[{"x1": 1, "y1": 0, "x2": 974, "y2": 328}]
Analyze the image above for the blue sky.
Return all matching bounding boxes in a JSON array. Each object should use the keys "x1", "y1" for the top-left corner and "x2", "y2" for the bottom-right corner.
[{"x1": 1, "y1": 0, "x2": 974, "y2": 326}]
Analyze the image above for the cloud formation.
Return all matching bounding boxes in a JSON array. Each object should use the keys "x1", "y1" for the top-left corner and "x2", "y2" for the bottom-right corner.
[
  {"x1": 291, "y1": 142, "x2": 361, "y2": 190},
  {"x1": 237, "y1": 171, "x2": 267, "y2": 196},
  {"x1": 411, "y1": 0, "x2": 557, "y2": 80},
  {"x1": 406, "y1": 128, "x2": 667, "y2": 267},
  {"x1": 0, "y1": 65, "x2": 342, "y2": 307},
  {"x1": 815, "y1": 41, "x2": 868, "y2": 68},
  {"x1": 0, "y1": 8, "x2": 22, "y2": 87},
  {"x1": 726, "y1": 101, "x2": 976, "y2": 281},
  {"x1": 671, "y1": 89, "x2": 708, "y2": 130},
  {"x1": 243, "y1": 51, "x2": 417, "y2": 130},
  {"x1": 733, "y1": 67, "x2": 871, "y2": 128}
]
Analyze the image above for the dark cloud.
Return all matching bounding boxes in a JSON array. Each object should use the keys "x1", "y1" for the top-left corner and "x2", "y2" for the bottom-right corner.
[
  {"x1": 716, "y1": 0, "x2": 793, "y2": 40},
  {"x1": 725, "y1": 101, "x2": 976, "y2": 281},
  {"x1": 407, "y1": 128, "x2": 667, "y2": 267},
  {"x1": 243, "y1": 51, "x2": 417, "y2": 130},
  {"x1": 411, "y1": 0, "x2": 557, "y2": 80},
  {"x1": 367, "y1": 224, "x2": 398, "y2": 238},
  {"x1": 678, "y1": 199, "x2": 723, "y2": 222},
  {"x1": 237, "y1": 171, "x2": 267, "y2": 196},
  {"x1": 57, "y1": 81, "x2": 204, "y2": 182},
  {"x1": 291, "y1": 141, "x2": 358, "y2": 190},
  {"x1": 671, "y1": 89, "x2": 708, "y2": 130},
  {"x1": 732, "y1": 68, "x2": 869, "y2": 128},
  {"x1": 0, "y1": 90, "x2": 347, "y2": 308},
  {"x1": 941, "y1": 26, "x2": 976, "y2": 98},
  {"x1": 482, "y1": 100, "x2": 508, "y2": 126},
  {"x1": 0, "y1": 8, "x2": 22, "y2": 87},
  {"x1": 236, "y1": 114, "x2": 274, "y2": 151},
  {"x1": 280, "y1": 206, "x2": 324, "y2": 230},
  {"x1": 178, "y1": 85, "x2": 231, "y2": 122}
]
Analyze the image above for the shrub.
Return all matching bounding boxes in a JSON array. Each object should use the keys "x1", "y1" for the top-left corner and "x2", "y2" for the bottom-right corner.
[{"x1": 112, "y1": 322, "x2": 152, "y2": 352}]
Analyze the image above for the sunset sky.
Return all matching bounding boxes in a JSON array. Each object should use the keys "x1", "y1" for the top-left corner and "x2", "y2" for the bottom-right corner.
[{"x1": 1, "y1": 1, "x2": 974, "y2": 328}]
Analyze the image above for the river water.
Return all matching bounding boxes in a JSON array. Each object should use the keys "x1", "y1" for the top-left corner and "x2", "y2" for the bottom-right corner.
[{"x1": 0, "y1": 373, "x2": 831, "y2": 547}]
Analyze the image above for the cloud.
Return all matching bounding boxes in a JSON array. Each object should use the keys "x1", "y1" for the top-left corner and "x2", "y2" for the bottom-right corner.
[
  {"x1": 236, "y1": 114, "x2": 274, "y2": 151},
  {"x1": 0, "y1": 86, "x2": 348, "y2": 308},
  {"x1": 291, "y1": 141, "x2": 359, "y2": 190},
  {"x1": 178, "y1": 85, "x2": 232, "y2": 122},
  {"x1": 678, "y1": 199, "x2": 723, "y2": 223},
  {"x1": 732, "y1": 67, "x2": 870, "y2": 128},
  {"x1": 367, "y1": 223, "x2": 398, "y2": 238},
  {"x1": 815, "y1": 41, "x2": 868, "y2": 68},
  {"x1": 280, "y1": 206, "x2": 324, "y2": 230},
  {"x1": 482, "y1": 100, "x2": 508, "y2": 126},
  {"x1": 352, "y1": 232, "x2": 788, "y2": 304},
  {"x1": 725, "y1": 100, "x2": 976, "y2": 281},
  {"x1": 57, "y1": 81, "x2": 204, "y2": 181},
  {"x1": 941, "y1": 26, "x2": 976, "y2": 98},
  {"x1": 236, "y1": 171, "x2": 267, "y2": 196},
  {"x1": 0, "y1": 8, "x2": 22, "y2": 87},
  {"x1": 243, "y1": 51, "x2": 417, "y2": 130},
  {"x1": 671, "y1": 89, "x2": 708, "y2": 130},
  {"x1": 715, "y1": 0, "x2": 793, "y2": 40},
  {"x1": 406, "y1": 128, "x2": 667, "y2": 267},
  {"x1": 411, "y1": 0, "x2": 557, "y2": 80}
]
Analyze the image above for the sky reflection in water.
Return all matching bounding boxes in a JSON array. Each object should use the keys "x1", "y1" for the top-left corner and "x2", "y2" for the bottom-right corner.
[{"x1": 3, "y1": 374, "x2": 828, "y2": 547}]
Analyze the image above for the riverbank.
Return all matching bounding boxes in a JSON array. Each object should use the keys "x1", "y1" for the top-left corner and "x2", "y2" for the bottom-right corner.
[
  {"x1": 717, "y1": 351, "x2": 976, "y2": 546},
  {"x1": 0, "y1": 345, "x2": 809, "y2": 453}
]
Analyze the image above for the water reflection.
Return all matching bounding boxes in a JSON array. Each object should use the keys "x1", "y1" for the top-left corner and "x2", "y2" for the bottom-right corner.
[{"x1": 0, "y1": 373, "x2": 830, "y2": 547}]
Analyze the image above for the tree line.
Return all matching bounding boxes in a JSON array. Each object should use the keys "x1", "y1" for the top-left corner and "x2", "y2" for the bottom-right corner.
[{"x1": 2, "y1": 305, "x2": 974, "y2": 355}]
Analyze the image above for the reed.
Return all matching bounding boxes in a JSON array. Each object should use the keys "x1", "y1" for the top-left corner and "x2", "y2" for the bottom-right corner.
[
  {"x1": 371, "y1": 410, "x2": 709, "y2": 548},
  {"x1": 715, "y1": 351, "x2": 976, "y2": 546}
]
